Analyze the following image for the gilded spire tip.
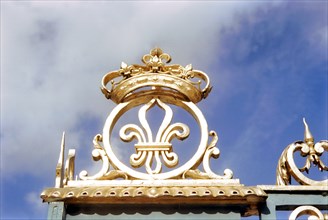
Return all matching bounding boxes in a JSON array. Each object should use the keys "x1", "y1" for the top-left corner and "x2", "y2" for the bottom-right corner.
[
  {"x1": 55, "y1": 131, "x2": 66, "y2": 188},
  {"x1": 150, "y1": 47, "x2": 163, "y2": 56},
  {"x1": 303, "y1": 118, "x2": 314, "y2": 143}
]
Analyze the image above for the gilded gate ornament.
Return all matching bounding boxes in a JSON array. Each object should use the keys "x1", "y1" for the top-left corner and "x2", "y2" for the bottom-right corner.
[
  {"x1": 41, "y1": 48, "x2": 269, "y2": 216},
  {"x1": 41, "y1": 48, "x2": 326, "y2": 219},
  {"x1": 276, "y1": 118, "x2": 328, "y2": 186},
  {"x1": 57, "y1": 48, "x2": 237, "y2": 183}
]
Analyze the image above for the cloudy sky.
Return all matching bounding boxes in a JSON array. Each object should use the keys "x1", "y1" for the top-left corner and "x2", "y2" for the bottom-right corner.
[{"x1": 1, "y1": 1, "x2": 327, "y2": 219}]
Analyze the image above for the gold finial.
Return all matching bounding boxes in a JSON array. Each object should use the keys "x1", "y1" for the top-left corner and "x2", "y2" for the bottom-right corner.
[
  {"x1": 55, "y1": 132, "x2": 65, "y2": 188},
  {"x1": 303, "y1": 118, "x2": 314, "y2": 146},
  {"x1": 276, "y1": 118, "x2": 328, "y2": 186},
  {"x1": 150, "y1": 47, "x2": 163, "y2": 57},
  {"x1": 142, "y1": 48, "x2": 171, "y2": 72}
]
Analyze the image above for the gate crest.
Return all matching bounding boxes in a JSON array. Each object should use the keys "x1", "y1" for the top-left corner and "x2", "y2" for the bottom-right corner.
[
  {"x1": 41, "y1": 48, "x2": 267, "y2": 217},
  {"x1": 75, "y1": 48, "x2": 234, "y2": 181}
]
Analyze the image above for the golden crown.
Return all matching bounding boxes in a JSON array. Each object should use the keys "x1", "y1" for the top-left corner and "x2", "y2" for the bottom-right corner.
[{"x1": 101, "y1": 48, "x2": 212, "y2": 104}]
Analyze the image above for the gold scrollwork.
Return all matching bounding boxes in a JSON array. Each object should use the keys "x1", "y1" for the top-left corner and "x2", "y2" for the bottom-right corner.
[
  {"x1": 102, "y1": 97, "x2": 200, "y2": 179},
  {"x1": 289, "y1": 206, "x2": 327, "y2": 220},
  {"x1": 120, "y1": 98, "x2": 187, "y2": 174},
  {"x1": 96, "y1": 93, "x2": 234, "y2": 180},
  {"x1": 183, "y1": 131, "x2": 233, "y2": 180},
  {"x1": 79, "y1": 134, "x2": 128, "y2": 180},
  {"x1": 276, "y1": 118, "x2": 328, "y2": 186}
]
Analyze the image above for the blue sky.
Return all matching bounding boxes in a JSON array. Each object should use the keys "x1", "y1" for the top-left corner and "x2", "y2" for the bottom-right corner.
[{"x1": 1, "y1": 1, "x2": 327, "y2": 219}]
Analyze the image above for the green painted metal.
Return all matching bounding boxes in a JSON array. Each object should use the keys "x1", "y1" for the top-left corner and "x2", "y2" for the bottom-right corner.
[
  {"x1": 260, "y1": 191, "x2": 328, "y2": 220},
  {"x1": 48, "y1": 202, "x2": 65, "y2": 220}
]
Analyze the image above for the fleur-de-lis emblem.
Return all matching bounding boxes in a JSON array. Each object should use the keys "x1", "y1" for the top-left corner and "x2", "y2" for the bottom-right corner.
[
  {"x1": 142, "y1": 48, "x2": 171, "y2": 72},
  {"x1": 120, "y1": 98, "x2": 189, "y2": 175},
  {"x1": 300, "y1": 118, "x2": 327, "y2": 173}
]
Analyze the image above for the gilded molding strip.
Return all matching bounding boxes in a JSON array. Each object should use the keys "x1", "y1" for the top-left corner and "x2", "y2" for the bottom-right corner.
[{"x1": 41, "y1": 185, "x2": 267, "y2": 203}]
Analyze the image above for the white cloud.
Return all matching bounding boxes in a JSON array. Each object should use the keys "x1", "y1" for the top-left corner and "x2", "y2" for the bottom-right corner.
[
  {"x1": 25, "y1": 191, "x2": 48, "y2": 216},
  {"x1": 1, "y1": 1, "x2": 275, "y2": 179}
]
